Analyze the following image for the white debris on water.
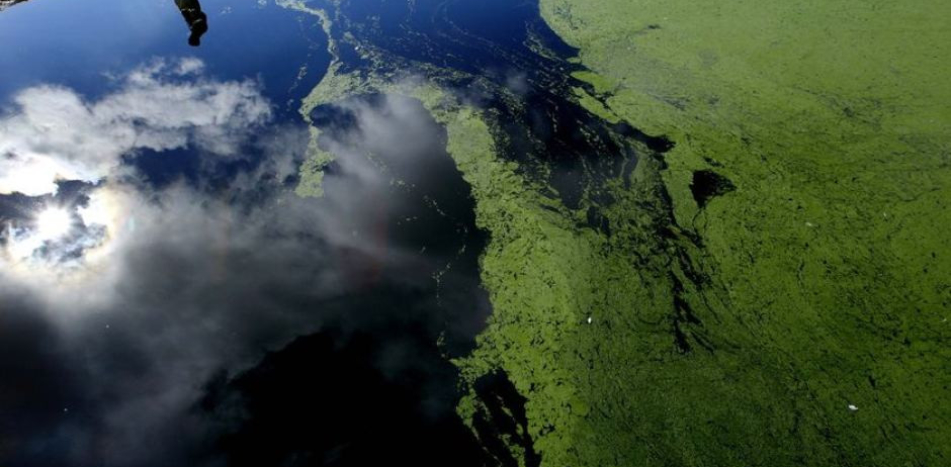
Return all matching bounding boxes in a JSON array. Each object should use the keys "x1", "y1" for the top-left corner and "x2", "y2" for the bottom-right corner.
[
  {"x1": 848, "y1": 404, "x2": 858, "y2": 412},
  {"x1": 587, "y1": 316, "x2": 593, "y2": 324}
]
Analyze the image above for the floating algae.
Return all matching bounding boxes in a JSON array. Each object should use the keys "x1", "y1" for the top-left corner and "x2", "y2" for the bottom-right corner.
[
  {"x1": 537, "y1": 0, "x2": 951, "y2": 465},
  {"x1": 283, "y1": 0, "x2": 951, "y2": 465}
]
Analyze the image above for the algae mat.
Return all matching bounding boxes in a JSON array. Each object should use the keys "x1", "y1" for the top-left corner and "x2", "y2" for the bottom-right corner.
[
  {"x1": 283, "y1": 0, "x2": 950, "y2": 465},
  {"x1": 534, "y1": 0, "x2": 951, "y2": 465}
]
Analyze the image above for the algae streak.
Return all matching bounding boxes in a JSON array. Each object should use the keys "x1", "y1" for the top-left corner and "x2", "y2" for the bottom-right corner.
[{"x1": 525, "y1": 0, "x2": 951, "y2": 465}]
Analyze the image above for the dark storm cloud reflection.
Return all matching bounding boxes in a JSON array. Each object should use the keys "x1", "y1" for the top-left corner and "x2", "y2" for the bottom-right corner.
[{"x1": 0, "y1": 67, "x2": 490, "y2": 465}]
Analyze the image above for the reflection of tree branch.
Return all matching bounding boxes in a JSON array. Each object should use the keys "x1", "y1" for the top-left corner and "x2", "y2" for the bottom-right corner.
[
  {"x1": 175, "y1": 0, "x2": 208, "y2": 47},
  {"x1": 0, "y1": 0, "x2": 32, "y2": 12},
  {"x1": 2, "y1": 0, "x2": 209, "y2": 47}
]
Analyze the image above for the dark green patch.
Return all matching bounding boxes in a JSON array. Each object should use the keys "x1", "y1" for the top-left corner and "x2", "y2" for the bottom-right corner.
[{"x1": 690, "y1": 169, "x2": 735, "y2": 208}]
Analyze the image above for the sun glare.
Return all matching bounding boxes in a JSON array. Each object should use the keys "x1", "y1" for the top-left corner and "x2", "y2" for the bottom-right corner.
[{"x1": 36, "y1": 208, "x2": 72, "y2": 241}]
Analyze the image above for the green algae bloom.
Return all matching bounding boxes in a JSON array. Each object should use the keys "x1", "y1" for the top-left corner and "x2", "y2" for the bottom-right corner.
[{"x1": 285, "y1": 0, "x2": 951, "y2": 465}]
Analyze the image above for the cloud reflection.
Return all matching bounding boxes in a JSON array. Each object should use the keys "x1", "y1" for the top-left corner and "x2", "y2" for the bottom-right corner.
[
  {"x1": 0, "y1": 60, "x2": 489, "y2": 467},
  {"x1": 0, "y1": 57, "x2": 271, "y2": 196}
]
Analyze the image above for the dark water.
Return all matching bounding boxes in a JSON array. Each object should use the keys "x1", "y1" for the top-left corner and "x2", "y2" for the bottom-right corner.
[
  {"x1": 326, "y1": 0, "x2": 672, "y2": 206},
  {"x1": 0, "y1": 1, "x2": 674, "y2": 466}
]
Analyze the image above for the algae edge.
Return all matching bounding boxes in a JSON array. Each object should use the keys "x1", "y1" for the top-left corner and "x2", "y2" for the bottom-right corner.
[
  {"x1": 281, "y1": 0, "x2": 950, "y2": 466},
  {"x1": 278, "y1": 0, "x2": 748, "y2": 465}
]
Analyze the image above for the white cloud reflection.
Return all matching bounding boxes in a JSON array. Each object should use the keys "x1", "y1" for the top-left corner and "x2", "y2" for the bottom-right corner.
[
  {"x1": 0, "y1": 57, "x2": 271, "y2": 196},
  {"x1": 0, "y1": 57, "x2": 276, "y2": 287},
  {"x1": 0, "y1": 72, "x2": 490, "y2": 467}
]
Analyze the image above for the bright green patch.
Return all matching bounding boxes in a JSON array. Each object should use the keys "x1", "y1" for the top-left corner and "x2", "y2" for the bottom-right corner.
[{"x1": 512, "y1": 0, "x2": 951, "y2": 465}]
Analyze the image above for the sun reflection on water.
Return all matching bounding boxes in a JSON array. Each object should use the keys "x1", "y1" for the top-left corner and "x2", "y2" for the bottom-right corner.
[
  {"x1": 35, "y1": 207, "x2": 72, "y2": 241},
  {"x1": 1, "y1": 188, "x2": 126, "y2": 284}
]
